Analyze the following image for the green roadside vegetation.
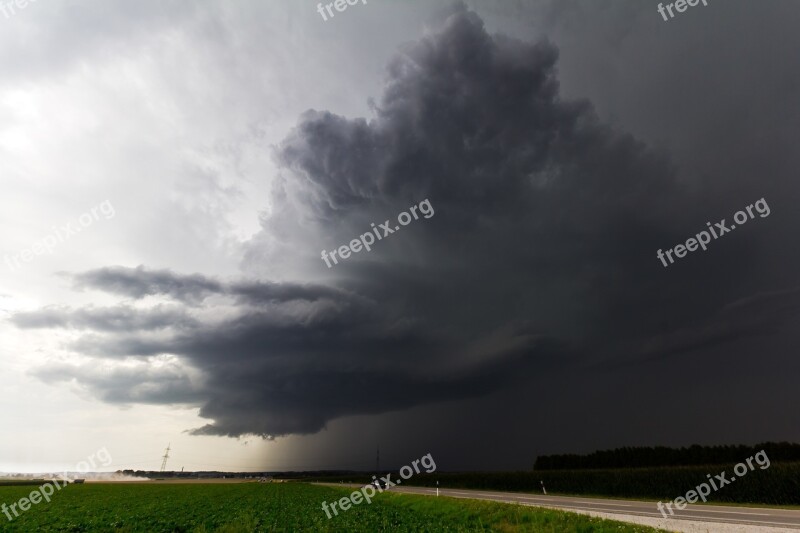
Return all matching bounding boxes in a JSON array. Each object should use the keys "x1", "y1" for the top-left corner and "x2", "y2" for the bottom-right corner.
[
  {"x1": 0, "y1": 481, "x2": 670, "y2": 532},
  {"x1": 309, "y1": 461, "x2": 800, "y2": 506}
]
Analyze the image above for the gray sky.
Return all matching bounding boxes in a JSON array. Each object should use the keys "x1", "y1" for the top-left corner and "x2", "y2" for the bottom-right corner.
[{"x1": 2, "y1": 0, "x2": 799, "y2": 472}]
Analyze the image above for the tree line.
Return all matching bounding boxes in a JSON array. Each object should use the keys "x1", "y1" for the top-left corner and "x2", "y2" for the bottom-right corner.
[{"x1": 534, "y1": 442, "x2": 800, "y2": 470}]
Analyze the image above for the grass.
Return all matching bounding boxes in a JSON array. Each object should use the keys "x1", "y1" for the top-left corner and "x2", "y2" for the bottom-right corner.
[
  {"x1": 0, "y1": 482, "x2": 671, "y2": 532},
  {"x1": 316, "y1": 463, "x2": 800, "y2": 505}
]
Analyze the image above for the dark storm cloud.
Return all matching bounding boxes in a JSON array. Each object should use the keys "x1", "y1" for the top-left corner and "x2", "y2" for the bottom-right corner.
[
  {"x1": 228, "y1": 280, "x2": 357, "y2": 306},
  {"x1": 10, "y1": 305, "x2": 196, "y2": 332},
  {"x1": 15, "y1": 3, "x2": 797, "y2": 442},
  {"x1": 35, "y1": 359, "x2": 205, "y2": 405},
  {"x1": 186, "y1": 324, "x2": 557, "y2": 438},
  {"x1": 30, "y1": 266, "x2": 563, "y2": 436},
  {"x1": 72, "y1": 266, "x2": 223, "y2": 303},
  {"x1": 71, "y1": 266, "x2": 354, "y2": 306},
  {"x1": 621, "y1": 286, "x2": 800, "y2": 364}
]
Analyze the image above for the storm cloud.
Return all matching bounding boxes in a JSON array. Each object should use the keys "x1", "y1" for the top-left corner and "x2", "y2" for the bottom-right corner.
[{"x1": 11, "y1": 3, "x2": 798, "y2": 444}]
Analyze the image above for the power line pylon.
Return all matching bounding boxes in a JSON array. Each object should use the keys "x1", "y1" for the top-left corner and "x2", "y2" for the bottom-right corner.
[{"x1": 160, "y1": 443, "x2": 171, "y2": 472}]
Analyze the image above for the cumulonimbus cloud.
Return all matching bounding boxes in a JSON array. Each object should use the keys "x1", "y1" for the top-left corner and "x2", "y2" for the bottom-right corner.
[{"x1": 12, "y1": 3, "x2": 782, "y2": 439}]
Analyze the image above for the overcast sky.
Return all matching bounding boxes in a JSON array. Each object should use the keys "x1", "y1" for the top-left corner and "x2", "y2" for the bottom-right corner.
[{"x1": 2, "y1": 0, "x2": 799, "y2": 473}]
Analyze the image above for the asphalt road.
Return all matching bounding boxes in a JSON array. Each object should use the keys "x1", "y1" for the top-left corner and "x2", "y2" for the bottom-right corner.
[{"x1": 319, "y1": 483, "x2": 800, "y2": 530}]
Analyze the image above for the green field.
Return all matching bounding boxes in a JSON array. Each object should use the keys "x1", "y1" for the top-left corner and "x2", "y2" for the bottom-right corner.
[{"x1": 0, "y1": 482, "x2": 669, "y2": 532}]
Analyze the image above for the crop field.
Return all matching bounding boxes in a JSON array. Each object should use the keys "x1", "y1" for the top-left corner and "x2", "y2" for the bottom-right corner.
[{"x1": 0, "y1": 481, "x2": 669, "y2": 532}]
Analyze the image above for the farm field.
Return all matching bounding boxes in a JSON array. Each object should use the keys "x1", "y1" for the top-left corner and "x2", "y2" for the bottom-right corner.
[{"x1": 0, "y1": 481, "x2": 669, "y2": 532}]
